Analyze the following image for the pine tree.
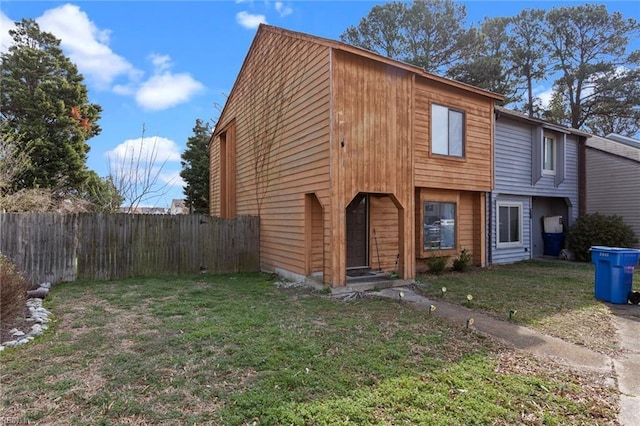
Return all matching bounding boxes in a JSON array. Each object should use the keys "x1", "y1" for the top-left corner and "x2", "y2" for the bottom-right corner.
[
  {"x1": 0, "y1": 19, "x2": 102, "y2": 194},
  {"x1": 545, "y1": 5, "x2": 640, "y2": 132},
  {"x1": 180, "y1": 119, "x2": 211, "y2": 214}
]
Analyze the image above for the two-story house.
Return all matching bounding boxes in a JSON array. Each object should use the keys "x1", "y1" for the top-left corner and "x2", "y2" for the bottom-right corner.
[
  {"x1": 209, "y1": 25, "x2": 502, "y2": 288},
  {"x1": 491, "y1": 107, "x2": 590, "y2": 264},
  {"x1": 585, "y1": 134, "x2": 640, "y2": 248}
]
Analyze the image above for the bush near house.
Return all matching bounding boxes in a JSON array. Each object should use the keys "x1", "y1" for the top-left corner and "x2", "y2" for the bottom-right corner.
[
  {"x1": 425, "y1": 251, "x2": 448, "y2": 274},
  {"x1": 568, "y1": 213, "x2": 638, "y2": 261},
  {"x1": 0, "y1": 254, "x2": 29, "y2": 330},
  {"x1": 452, "y1": 248, "x2": 472, "y2": 272}
]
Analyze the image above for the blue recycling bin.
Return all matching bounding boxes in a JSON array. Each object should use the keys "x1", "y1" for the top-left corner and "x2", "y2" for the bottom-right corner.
[
  {"x1": 590, "y1": 246, "x2": 640, "y2": 304},
  {"x1": 543, "y1": 232, "x2": 565, "y2": 256}
]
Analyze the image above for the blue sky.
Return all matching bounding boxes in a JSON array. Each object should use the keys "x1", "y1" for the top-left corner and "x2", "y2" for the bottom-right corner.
[{"x1": 1, "y1": 1, "x2": 638, "y2": 208}]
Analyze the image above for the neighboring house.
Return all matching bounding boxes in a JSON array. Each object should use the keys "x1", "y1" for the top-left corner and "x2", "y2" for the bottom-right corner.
[
  {"x1": 169, "y1": 199, "x2": 188, "y2": 215},
  {"x1": 492, "y1": 107, "x2": 590, "y2": 264},
  {"x1": 119, "y1": 206, "x2": 167, "y2": 214},
  {"x1": 209, "y1": 25, "x2": 502, "y2": 287},
  {"x1": 585, "y1": 134, "x2": 640, "y2": 248}
]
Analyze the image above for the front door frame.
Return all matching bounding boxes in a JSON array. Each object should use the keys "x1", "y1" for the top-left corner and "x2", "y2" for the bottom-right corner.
[{"x1": 346, "y1": 193, "x2": 369, "y2": 269}]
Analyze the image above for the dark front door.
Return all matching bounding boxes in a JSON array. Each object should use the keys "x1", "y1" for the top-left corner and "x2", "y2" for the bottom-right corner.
[{"x1": 346, "y1": 194, "x2": 368, "y2": 268}]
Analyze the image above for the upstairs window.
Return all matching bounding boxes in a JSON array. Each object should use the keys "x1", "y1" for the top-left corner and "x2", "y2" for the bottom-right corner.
[
  {"x1": 432, "y1": 104, "x2": 464, "y2": 157},
  {"x1": 543, "y1": 135, "x2": 555, "y2": 175}
]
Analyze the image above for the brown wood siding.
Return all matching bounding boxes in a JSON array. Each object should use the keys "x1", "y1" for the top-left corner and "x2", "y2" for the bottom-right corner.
[
  {"x1": 211, "y1": 25, "x2": 500, "y2": 285},
  {"x1": 211, "y1": 30, "x2": 331, "y2": 277},
  {"x1": 310, "y1": 196, "x2": 324, "y2": 273},
  {"x1": 209, "y1": 136, "x2": 220, "y2": 216},
  {"x1": 369, "y1": 196, "x2": 400, "y2": 272},
  {"x1": 330, "y1": 50, "x2": 415, "y2": 285},
  {"x1": 218, "y1": 123, "x2": 237, "y2": 218},
  {"x1": 458, "y1": 192, "x2": 475, "y2": 254},
  {"x1": 415, "y1": 188, "x2": 485, "y2": 266},
  {"x1": 414, "y1": 77, "x2": 494, "y2": 191}
]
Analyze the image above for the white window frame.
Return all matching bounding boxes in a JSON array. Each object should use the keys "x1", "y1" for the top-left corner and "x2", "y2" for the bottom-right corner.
[
  {"x1": 431, "y1": 104, "x2": 465, "y2": 157},
  {"x1": 496, "y1": 202, "x2": 523, "y2": 249},
  {"x1": 542, "y1": 134, "x2": 556, "y2": 175}
]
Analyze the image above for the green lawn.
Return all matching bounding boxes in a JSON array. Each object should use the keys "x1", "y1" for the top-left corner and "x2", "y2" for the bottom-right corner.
[
  {"x1": 417, "y1": 259, "x2": 633, "y2": 355},
  {"x1": 0, "y1": 269, "x2": 618, "y2": 425}
]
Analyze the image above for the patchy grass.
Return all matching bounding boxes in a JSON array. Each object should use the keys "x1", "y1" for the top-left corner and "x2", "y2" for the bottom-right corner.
[
  {"x1": 416, "y1": 259, "x2": 630, "y2": 355},
  {"x1": 0, "y1": 272, "x2": 618, "y2": 424}
]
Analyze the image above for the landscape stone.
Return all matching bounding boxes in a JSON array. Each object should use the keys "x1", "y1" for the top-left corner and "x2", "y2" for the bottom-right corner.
[{"x1": 1, "y1": 282, "x2": 54, "y2": 348}]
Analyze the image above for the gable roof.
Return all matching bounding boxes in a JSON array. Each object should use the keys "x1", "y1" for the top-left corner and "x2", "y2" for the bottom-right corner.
[
  {"x1": 494, "y1": 106, "x2": 591, "y2": 138},
  {"x1": 605, "y1": 133, "x2": 640, "y2": 149},
  {"x1": 212, "y1": 24, "x2": 504, "y2": 139},
  {"x1": 587, "y1": 134, "x2": 640, "y2": 163},
  {"x1": 261, "y1": 25, "x2": 504, "y2": 100}
]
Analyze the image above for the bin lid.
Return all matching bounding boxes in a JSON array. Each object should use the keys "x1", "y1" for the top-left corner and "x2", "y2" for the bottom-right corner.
[{"x1": 590, "y1": 246, "x2": 640, "y2": 253}]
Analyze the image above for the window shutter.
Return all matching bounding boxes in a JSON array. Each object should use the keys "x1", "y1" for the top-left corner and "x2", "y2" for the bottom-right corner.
[
  {"x1": 532, "y1": 126, "x2": 542, "y2": 184},
  {"x1": 555, "y1": 133, "x2": 566, "y2": 187}
]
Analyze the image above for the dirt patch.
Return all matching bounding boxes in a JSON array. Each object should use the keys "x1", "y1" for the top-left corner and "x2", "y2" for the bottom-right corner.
[
  {"x1": 535, "y1": 306, "x2": 622, "y2": 356},
  {"x1": 494, "y1": 349, "x2": 619, "y2": 423}
]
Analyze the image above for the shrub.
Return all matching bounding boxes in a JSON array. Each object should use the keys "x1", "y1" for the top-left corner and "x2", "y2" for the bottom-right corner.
[
  {"x1": 568, "y1": 213, "x2": 638, "y2": 261},
  {"x1": 426, "y1": 252, "x2": 447, "y2": 275},
  {"x1": 0, "y1": 253, "x2": 29, "y2": 328},
  {"x1": 452, "y1": 248, "x2": 472, "y2": 272}
]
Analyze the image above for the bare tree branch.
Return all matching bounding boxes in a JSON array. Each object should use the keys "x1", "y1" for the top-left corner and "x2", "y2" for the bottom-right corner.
[{"x1": 107, "y1": 124, "x2": 176, "y2": 212}]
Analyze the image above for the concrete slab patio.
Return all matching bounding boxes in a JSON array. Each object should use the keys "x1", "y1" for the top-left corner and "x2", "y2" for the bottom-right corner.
[{"x1": 372, "y1": 287, "x2": 640, "y2": 426}]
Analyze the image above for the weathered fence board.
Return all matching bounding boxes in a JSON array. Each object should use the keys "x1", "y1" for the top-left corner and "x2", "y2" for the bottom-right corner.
[{"x1": 0, "y1": 213, "x2": 259, "y2": 285}]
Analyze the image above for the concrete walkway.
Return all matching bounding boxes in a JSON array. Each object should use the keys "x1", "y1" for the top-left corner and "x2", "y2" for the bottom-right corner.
[{"x1": 371, "y1": 287, "x2": 640, "y2": 426}]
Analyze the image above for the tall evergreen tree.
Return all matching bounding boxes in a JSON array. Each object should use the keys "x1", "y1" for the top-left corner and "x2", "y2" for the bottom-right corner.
[
  {"x1": 340, "y1": 0, "x2": 469, "y2": 75},
  {"x1": 403, "y1": 0, "x2": 469, "y2": 74},
  {"x1": 447, "y1": 17, "x2": 519, "y2": 103},
  {"x1": 341, "y1": 2, "x2": 407, "y2": 59},
  {"x1": 507, "y1": 9, "x2": 549, "y2": 117},
  {"x1": 180, "y1": 119, "x2": 211, "y2": 214},
  {"x1": 0, "y1": 19, "x2": 102, "y2": 193},
  {"x1": 544, "y1": 5, "x2": 640, "y2": 132}
]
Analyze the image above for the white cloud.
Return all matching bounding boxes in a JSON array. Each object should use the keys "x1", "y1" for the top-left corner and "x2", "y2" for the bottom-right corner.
[
  {"x1": 236, "y1": 11, "x2": 266, "y2": 29},
  {"x1": 149, "y1": 53, "x2": 172, "y2": 73},
  {"x1": 136, "y1": 71, "x2": 205, "y2": 111},
  {"x1": 275, "y1": 2, "x2": 293, "y2": 18},
  {"x1": 106, "y1": 137, "x2": 183, "y2": 206},
  {"x1": 107, "y1": 136, "x2": 181, "y2": 169},
  {"x1": 112, "y1": 84, "x2": 136, "y2": 96},
  {"x1": 159, "y1": 170, "x2": 185, "y2": 187},
  {"x1": 131, "y1": 53, "x2": 204, "y2": 110},
  {"x1": 3, "y1": 5, "x2": 204, "y2": 111},
  {"x1": 0, "y1": 11, "x2": 16, "y2": 53},
  {"x1": 36, "y1": 4, "x2": 138, "y2": 89},
  {"x1": 534, "y1": 85, "x2": 555, "y2": 109}
]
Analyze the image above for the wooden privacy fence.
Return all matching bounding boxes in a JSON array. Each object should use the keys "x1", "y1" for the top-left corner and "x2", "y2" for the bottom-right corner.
[{"x1": 0, "y1": 213, "x2": 260, "y2": 285}]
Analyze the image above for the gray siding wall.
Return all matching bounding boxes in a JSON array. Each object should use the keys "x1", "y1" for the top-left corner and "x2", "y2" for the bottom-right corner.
[
  {"x1": 491, "y1": 195, "x2": 531, "y2": 264},
  {"x1": 586, "y1": 148, "x2": 640, "y2": 248},
  {"x1": 492, "y1": 117, "x2": 580, "y2": 263}
]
